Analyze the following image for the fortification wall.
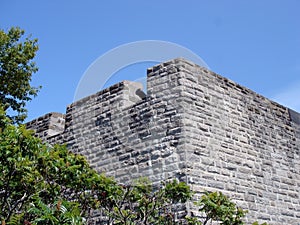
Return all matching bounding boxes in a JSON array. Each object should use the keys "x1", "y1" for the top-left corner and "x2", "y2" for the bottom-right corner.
[
  {"x1": 26, "y1": 58, "x2": 300, "y2": 224},
  {"x1": 171, "y1": 60, "x2": 300, "y2": 224}
]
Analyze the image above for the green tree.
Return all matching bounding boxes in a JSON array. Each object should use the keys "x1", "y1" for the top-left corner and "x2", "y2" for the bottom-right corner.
[
  {"x1": 0, "y1": 109, "x2": 270, "y2": 224},
  {"x1": 0, "y1": 108, "x2": 113, "y2": 224},
  {"x1": 95, "y1": 179, "x2": 268, "y2": 225},
  {"x1": 197, "y1": 191, "x2": 247, "y2": 225},
  {"x1": 0, "y1": 27, "x2": 40, "y2": 123},
  {"x1": 97, "y1": 178, "x2": 193, "y2": 225}
]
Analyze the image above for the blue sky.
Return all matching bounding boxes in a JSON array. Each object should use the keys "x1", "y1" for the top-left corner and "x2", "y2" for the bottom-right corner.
[{"x1": 1, "y1": 0, "x2": 300, "y2": 121}]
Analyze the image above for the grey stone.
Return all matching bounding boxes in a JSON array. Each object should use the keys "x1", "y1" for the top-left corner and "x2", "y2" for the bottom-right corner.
[{"x1": 26, "y1": 58, "x2": 300, "y2": 225}]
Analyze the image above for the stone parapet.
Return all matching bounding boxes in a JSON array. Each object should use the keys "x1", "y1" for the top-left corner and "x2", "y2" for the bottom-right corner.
[{"x1": 26, "y1": 58, "x2": 300, "y2": 224}]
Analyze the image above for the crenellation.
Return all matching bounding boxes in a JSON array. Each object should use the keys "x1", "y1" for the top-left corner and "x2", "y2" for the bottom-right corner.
[
  {"x1": 26, "y1": 112, "x2": 65, "y2": 140},
  {"x1": 26, "y1": 58, "x2": 300, "y2": 224}
]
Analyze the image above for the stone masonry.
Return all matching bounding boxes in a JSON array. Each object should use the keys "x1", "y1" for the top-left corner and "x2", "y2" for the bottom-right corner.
[{"x1": 26, "y1": 58, "x2": 300, "y2": 224}]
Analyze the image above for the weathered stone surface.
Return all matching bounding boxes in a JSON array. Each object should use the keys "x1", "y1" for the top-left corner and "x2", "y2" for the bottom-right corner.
[{"x1": 26, "y1": 58, "x2": 300, "y2": 225}]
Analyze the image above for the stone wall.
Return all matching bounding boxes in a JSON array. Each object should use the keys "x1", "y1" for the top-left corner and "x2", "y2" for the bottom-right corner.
[
  {"x1": 173, "y1": 60, "x2": 300, "y2": 224},
  {"x1": 26, "y1": 112, "x2": 65, "y2": 139},
  {"x1": 26, "y1": 58, "x2": 300, "y2": 224}
]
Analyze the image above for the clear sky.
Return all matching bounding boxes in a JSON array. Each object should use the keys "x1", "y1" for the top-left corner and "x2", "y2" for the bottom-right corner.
[{"x1": 1, "y1": 0, "x2": 300, "y2": 121}]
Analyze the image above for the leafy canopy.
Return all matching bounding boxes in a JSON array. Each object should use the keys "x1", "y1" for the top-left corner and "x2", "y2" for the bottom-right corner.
[
  {"x1": 0, "y1": 108, "x2": 269, "y2": 224},
  {"x1": 0, "y1": 27, "x2": 40, "y2": 123},
  {"x1": 0, "y1": 107, "x2": 108, "y2": 224}
]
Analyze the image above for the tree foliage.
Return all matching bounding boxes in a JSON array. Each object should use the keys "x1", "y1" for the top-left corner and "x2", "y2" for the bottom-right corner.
[
  {"x1": 0, "y1": 27, "x2": 40, "y2": 123},
  {"x1": 0, "y1": 107, "x2": 107, "y2": 224},
  {"x1": 0, "y1": 108, "x2": 269, "y2": 225},
  {"x1": 197, "y1": 191, "x2": 246, "y2": 225},
  {"x1": 97, "y1": 178, "x2": 193, "y2": 225}
]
